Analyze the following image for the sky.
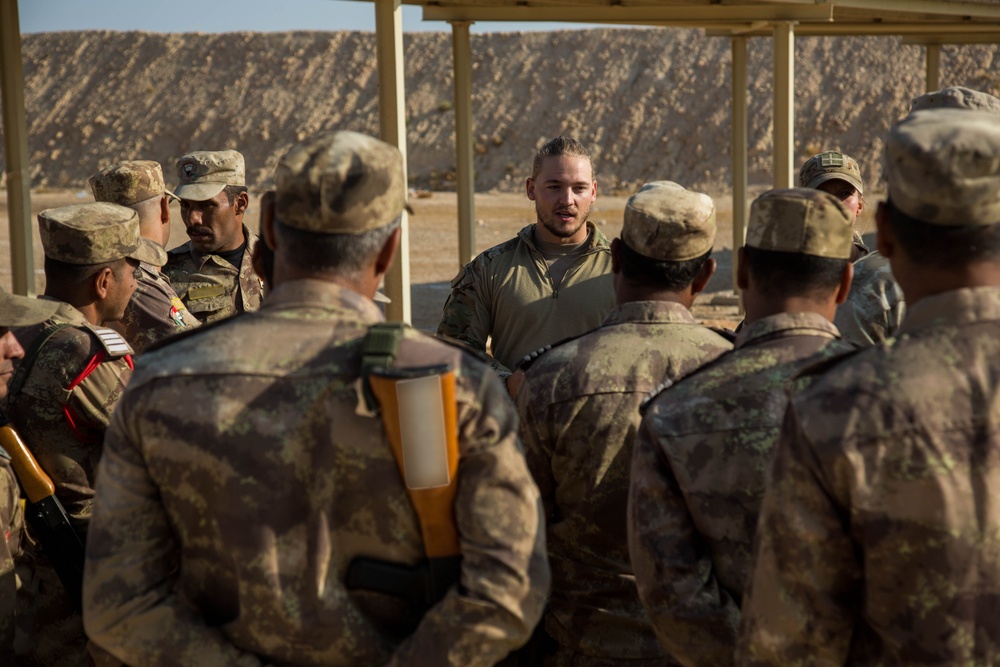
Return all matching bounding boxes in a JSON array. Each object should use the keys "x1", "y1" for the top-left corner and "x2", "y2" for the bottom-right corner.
[{"x1": 20, "y1": 0, "x2": 604, "y2": 34}]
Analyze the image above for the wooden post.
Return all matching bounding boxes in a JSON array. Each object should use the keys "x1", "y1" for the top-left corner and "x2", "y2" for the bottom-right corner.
[
  {"x1": 731, "y1": 35, "x2": 748, "y2": 297},
  {"x1": 451, "y1": 20, "x2": 476, "y2": 267},
  {"x1": 773, "y1": 22, "x2": 795, "y2": 189}
]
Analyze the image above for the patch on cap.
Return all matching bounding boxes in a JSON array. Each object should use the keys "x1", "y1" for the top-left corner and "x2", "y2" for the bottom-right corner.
[
  {"x1": 887, "y1": 108, "x2": 1000, "y2": 227},
  {"x1": 0, "y1": 287, "x2": 58, "y2": 327},
  {"x1": 174, "y1": 150, "x2": 245, "y2": 202},
  {"x1": 911, "y1": 86, "x2": 1000, "y2": 115},
  {"x1": 746, "y1": 188, "x2": 854, "y2": 260},
  {"x1": 90, "y1": 160, "x2": 175, "y2": 207},
  {"x1": 799, "y1": 151, "x2": 864, "y2": 195},
  {"x1": 38, "y1": 202, "x2": 167, "y2": 267},
  {"x1": 275, "y1": 131, "x2": 406, "y2": 235},
  {"x1": 621, "y1": 181, "x2": 716, "y2": 262}
]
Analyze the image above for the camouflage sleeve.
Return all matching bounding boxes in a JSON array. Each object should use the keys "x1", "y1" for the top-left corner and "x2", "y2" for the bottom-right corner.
[
  {"x1": 0, "y1": 467, "x2": 20, "y2": 663},
  {"x1": 82, "y1": 393, "x2": 267, "y2": 666},
  {"x1": 437, "y1": 262, "x2": 493, "y2": 356},
  {"x1": 627, "y1": 415, "x2": 740, "y2": 667},
  {"x1": 735, "y1": 406, "x2": 860, "y2": 666},
  {"x1": 387, "y1": 367, "x2": 549, "y2": 667},
  {"x1": 514, "y1": 372, "x2": 557, "y2": 523}
]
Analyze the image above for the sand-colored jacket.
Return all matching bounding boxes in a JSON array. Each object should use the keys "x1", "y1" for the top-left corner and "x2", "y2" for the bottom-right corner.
[
  {"x1": 437, "y1": 221, "x2": 614, "y2": 373},
  {"x1": 628, "y1": 311, "x2": 850, "y2": 667},
  {"x1": 84, "y1": 279, "x2": 549, "y2": 667},
  {"x1": 165, "y1": 224, "x2": 264, "y2": 324},
  {"x1": 739, "y1": 287, "x2": 1000, "y2": 666},
  {"x1": 517, "y1": 300, "x2": 731, "y2": 665}
]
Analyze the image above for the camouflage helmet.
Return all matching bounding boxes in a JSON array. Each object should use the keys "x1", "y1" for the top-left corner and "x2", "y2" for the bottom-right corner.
[
  {"x1": 89, "y1": 160, "x2": 176, "y2": 207},
  {"x1": 0, "y1": 287, "x2": 58, "y2": 327},
  {"x1": 799, "y1": 151, "x2": 864, "y2": 195},
  {"x1": 886, "y1": 108, "x2": 1000, "y2": 226},
  {"x1": 746, "y1": 188, "x2": 854, "y2": 260},
  {"x1": 39, "y1": 202, "x2": 168, "y2": 266},
  {"x1": 910, "y1": 86, "x2": 1000, "y2": 115},
  {"x1": 174, "y1": 150, "x2": 245, "y2": 201},
  {"x1": 621, "y1": 181, "x2": 716, "y2": 262},
  {"x1": 275, "y1": 130, "x2": 406, "y2": 235}
]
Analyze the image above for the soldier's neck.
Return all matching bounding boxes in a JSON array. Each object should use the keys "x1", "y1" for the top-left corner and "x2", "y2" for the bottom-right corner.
[{"x1": 43, "y1": 289, "x2": 103, "y2": 326}]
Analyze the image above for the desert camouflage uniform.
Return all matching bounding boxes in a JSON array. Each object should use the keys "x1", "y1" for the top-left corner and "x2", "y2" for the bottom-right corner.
[
  {"x1": 738, "y1": 287, "x2": 1000, "y2": 665},
  {"x1": 834, "y1": 250, "x2": 905, "y2": 347},
  {"x1": 517, "y1": 300, "x2": 731, "y2": 666},
  {"x1": 2, "y1": 299, "x2": 133, "y2": 667},
  {"x1": 629, "y1": 312, "x2": 851, "y2": 667},
  {"x1": 84, "y1": 279, "x2": 549, "y2": 666},
  {"x1": 109, "y1": 262, "x2": 199, "y2": 353},
  {"x1": 438, "y1": 221, "x2": 614, "y2": 373},
  {"x1": 0, "y1": 453, "x2": 22, "y2": 664},
  {"x1": 165, "y1": 224, "x2": 264, "y2": 324}
]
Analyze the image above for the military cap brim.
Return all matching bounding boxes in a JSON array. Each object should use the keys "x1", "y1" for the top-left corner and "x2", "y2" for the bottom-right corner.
[
  {"x1": 174, "y1": 182, "x2": 227, "y2": 202},
  {"x1": 0, "y1": 288, "x2": 58, "y2": 327}
]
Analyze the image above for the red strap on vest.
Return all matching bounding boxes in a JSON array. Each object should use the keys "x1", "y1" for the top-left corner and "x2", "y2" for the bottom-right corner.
[{"x1": 62, "y1": 351, "x2": 107, "y2": 444}]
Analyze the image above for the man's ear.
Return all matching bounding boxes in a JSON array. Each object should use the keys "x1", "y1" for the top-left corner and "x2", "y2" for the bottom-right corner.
[
  {"x1": 736, "y1": 246, "x2": 749, "y2": 290},
  {"x1": 835, "y1": 260, "x2": 854, "y2": 305},
  {"x1": 525, "y1": 177, "x2": 536, "y2": 202},
  {"x1": 375, "y1": 227, "x2": 402, "y2": 277},
  {"x1": 93, "y1": 266, "x2": 114, "y2": 300},
  {"x1": 160, "y1": 196, "x2": 170, "y2": 225},
  {"x1": 235, "y1": 191, "x2": 250, "y2": 216},
  {"x1": 691, "y1": 257, "x2": 717, "y2": 295}
]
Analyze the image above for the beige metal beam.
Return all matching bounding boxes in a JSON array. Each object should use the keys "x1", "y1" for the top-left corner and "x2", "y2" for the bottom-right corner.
[
  {"x1": 925, "y1": 43, "x2": 941, "y2": 92},
  {"x1": 451, "y1": 21, "x2": 476, "y2": 268},
  {"x1": 760, "y1": 0, "x2": 1000, "y2": 19},
  {"x1": 773, "y1": 22, "x2": 795, "y2": 189},
  {"x1": 0, "y1": 0, "x2": 34, "y2": 295},
  {"x1": 904, "y1": 34, "x2": 1000, "y2": 45},
  {"x1": 707, "y1": 23, "x2": 1000, "y2": 37},
  {"x1": 731, "y1": 35, "x2": 748, "y2": 296},
  {"x1": 423, "y1": 4, "x2": 834, "y2": 23},
  {"x1": 375, "y1": 0, "x2": 411, "y2": 323}
]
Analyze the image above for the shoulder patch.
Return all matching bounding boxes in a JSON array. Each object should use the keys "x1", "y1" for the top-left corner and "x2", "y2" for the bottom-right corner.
[{"x1": 89, "y1": 327, "x2": 134, "y2": 358}]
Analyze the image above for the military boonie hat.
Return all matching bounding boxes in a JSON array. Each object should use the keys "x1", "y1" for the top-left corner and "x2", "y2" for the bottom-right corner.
[
  {"x1": 174, "y1": 150, "x2": 245, "y2": 201},
  {"x1": 911, "y1": 86, "x2": 1000, "y2": 115},
  {"x1": 39, "y1": 202, "x2": 168, "y2": 266},
  {"x1": 275, "y1": 130, "x2": 406, "y2": 235},
  {"x1": 886, "y1": 108, "x2": 1000, "y2": 227},
  {"x1": 746, "y1": 188, "x2": 854, "y2": 260},
  {"x1": 799, "y1": 151, "x2": 864, "y2": 195},
  {"x1": 621, "y1": 181, "x2": 716, "y2": 261},
  {"x1": 0, "y1": 287, "x2": 58, "y2": 327},
  {"x1": 89, "y1": 160, "x2": 176, "y2": 207}
]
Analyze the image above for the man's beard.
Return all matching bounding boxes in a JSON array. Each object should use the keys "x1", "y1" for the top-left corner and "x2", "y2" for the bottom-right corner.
[{"x1": 537, "y1": 201, "x2": 591, "y2": 239}]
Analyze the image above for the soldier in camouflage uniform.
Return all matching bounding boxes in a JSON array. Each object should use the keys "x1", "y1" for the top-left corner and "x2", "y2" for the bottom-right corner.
[
  {"x1": 84, "y1": 130, "x2": 550, "y2": 666},
  {"x1": 0, "y1": 288, "x2": 58, "y2": 663},
  {"x1": 515, "y1": 181, "x2": 732, "y2": 666},
  {"x1": 628, "y1": 188, "x2": 855, "y2": 667},
  {"x1": 438, "y1": 136, "x2": 615, "y2": 379},
  {"x1": 90, "y1": 160, "x2": 200, "y2": 352},
  {"x1": 1, "y1": 203, "x2": 164, "y2": 666},
  {"x1": 737, "y1": 109, "x2": 1000, "y2": 665},
  {"x1": 165, "y1": 149, "x2": 264, "y2": 323}
]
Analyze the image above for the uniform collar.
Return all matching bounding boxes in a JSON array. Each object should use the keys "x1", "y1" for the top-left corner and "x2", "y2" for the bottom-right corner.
[
  {"x1": 601, "y1": 300, "x2": 697, "y2": 327},
  {"x1": 898, "y1": 286, "x2": 1000, "y2": 335},
  {"x1": 517, "y1": 220, "x2": 611, "y2": 253},
  {"x1": 262, "y1": 279, "x2": 385, "y2": 323},
  {"x1": 735, "y1": 311, "x2": 840, "y2": 349}
]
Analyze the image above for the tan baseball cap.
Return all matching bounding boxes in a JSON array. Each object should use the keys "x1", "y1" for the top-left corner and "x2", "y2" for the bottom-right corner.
[
  {"x1": 886, "y1": 108, "x2": 1000, "y2": 227},
  {"x1": 39, "y1": 202, "x2": 168, "y2": 266},
  {"x1": 174, "y1": 150, "x2": 245, "y2": 201},
  {"x1": 275, "y1": 131, "x2": 406, "y2": 235},
  {"x1": 89, "y1": 160, "x2": 176, "y2": 207},
  {"x1": 746, "y1": 188, "x2": 854, "y2": 260},
  {"x1": 0, "y1": 287, "x2": 58, "y2": 327},
  {"x1": 911, "y1": 86, "x2": 1000, "y2": 115},
  {"x1": 799, "y1": 151, "x2": 864, "y2": 195},
  {"x1": 621, "y1": 181, "x2": 716, "y2": 261}
]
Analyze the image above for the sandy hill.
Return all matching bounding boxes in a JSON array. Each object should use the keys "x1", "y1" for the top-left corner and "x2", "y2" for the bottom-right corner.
[{"x1": 3, "y1": 29, "x2": 998, "y2": 194}]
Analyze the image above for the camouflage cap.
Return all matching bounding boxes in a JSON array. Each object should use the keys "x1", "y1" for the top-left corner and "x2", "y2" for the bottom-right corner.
[
  {"x1": 89, "y1": 160, "x2": 176, "y2": 207},
  {"x1": 174, "y1": 150, "x2": 245, "y2": 201},
  {"x1": 0, "y1": 287, "x2": 58, "y2": 327},
  {"x1": 621, "y1": 181, "x2": 716, "y2": 261},
  {"x1": 746, "y1": 188, "x2": 854, "y2": 260},
  {"x1": 275, "y1": 130, "x2": 406, "y2": 234},
  {"x1": 886, "y1": 108, "x2": 1000, "y2": 226},
  {"x1": 911, "y1": 86, "x2": 1000, "y2": 115},
  {"x1": 799, "y1": 151, "x2": 864, "y2": 195},
  {"x1": 38, "y1": 202, "x2": 168, "y2": 266}
]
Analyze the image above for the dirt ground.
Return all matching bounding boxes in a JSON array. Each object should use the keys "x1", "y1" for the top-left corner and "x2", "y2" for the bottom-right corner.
[{"x1": 0, "y1": 187, "x2": 879, "y2": 333}]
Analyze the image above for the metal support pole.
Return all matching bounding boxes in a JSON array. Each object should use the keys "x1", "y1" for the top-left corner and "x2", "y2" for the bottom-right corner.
[
  {"x1": 451, "y1": 21, "x2": 475, "y2": 268},
  {"x1": 375, "y1": 0, "x2": 410, "y2": 323},
  {"x1": 773, "y1": 22, "x2": 795, "y2": 189},
  {"x1": 731, "y1": 36, "x2": 748, "y2": 296},
  {"x1": 0, "y1": 0, "x2": 35, "y2": 295},
  {"x1": 926, "y1": 44, "x2": 941, "y2": 92}
]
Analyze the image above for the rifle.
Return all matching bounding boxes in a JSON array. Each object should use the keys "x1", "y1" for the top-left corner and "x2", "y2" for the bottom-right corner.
[{"x1": 0, "y1": 414, "x2": 85, "y2": 608}]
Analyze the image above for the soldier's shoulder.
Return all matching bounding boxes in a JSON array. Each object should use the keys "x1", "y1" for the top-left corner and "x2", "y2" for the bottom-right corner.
[
  {"x1": 165, "y1": 243, "x2": 194, "y2": 267},
  {"x1": 43, "y1": 321, "x2": 131, "y2": 359},
  {"x1": 475, "y1": 235, "x2": 523, "y2": 265},
  {"x1": 514, "y1": 330, "x2": 589, "y2": 374}
]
